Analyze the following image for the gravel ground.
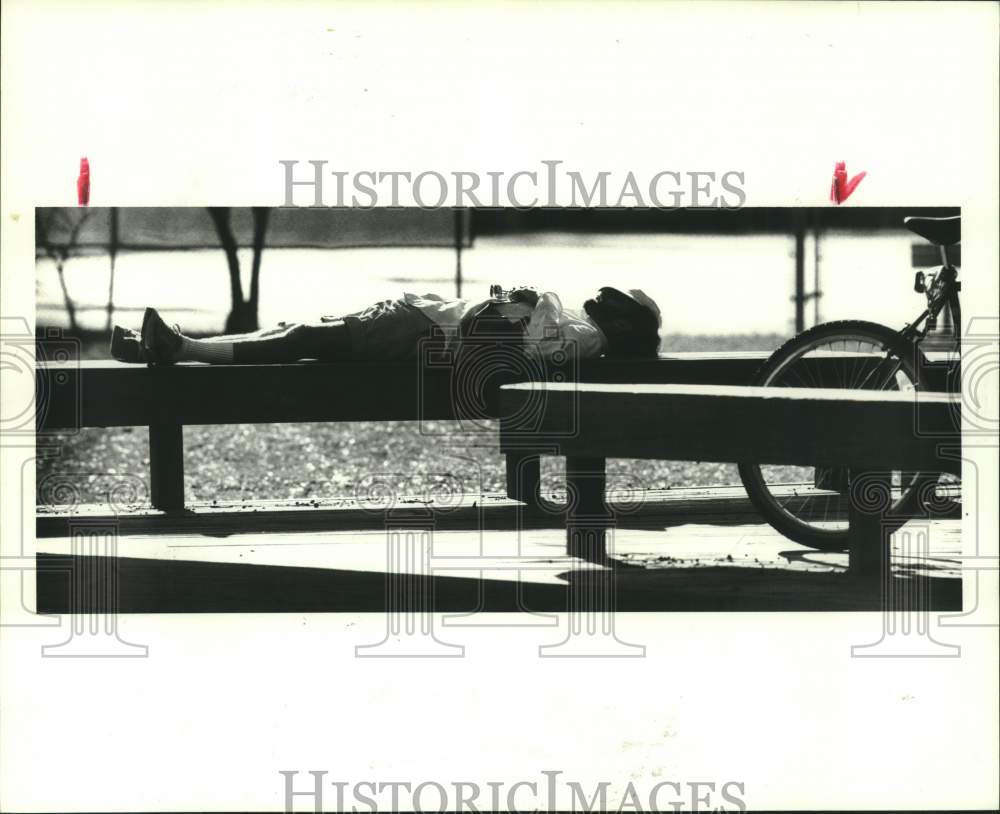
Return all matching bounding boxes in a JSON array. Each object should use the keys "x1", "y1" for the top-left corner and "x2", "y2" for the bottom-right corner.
[{"x1": 37, "y1": 333, "x2": 786, "y2": 507}]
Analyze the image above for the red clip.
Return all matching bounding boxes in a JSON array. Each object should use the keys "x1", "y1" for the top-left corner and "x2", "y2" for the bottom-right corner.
[
  {"x1": 830, "y1": 160, "x2": 865, "y2": 204},
  {"x1": 77, "y1": 157, "x2": 90, "y2": 206}
]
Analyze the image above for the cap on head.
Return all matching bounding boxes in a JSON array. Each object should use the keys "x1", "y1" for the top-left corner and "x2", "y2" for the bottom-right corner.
[
  {"x1": 626, "y1": 289, "x2": 662, "y2": 329},
  {"x1": 591, "y1": 287, "x2": 662, "y2": 358}
]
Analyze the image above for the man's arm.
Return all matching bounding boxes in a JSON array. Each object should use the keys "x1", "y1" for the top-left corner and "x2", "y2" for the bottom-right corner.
[{"x1": 524, "y1": 293, "x2": 605, "y2": 361}]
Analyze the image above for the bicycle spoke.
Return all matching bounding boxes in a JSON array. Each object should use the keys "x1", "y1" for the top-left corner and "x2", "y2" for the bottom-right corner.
[
  {"x1": 784, "y1": 363, "x2": 812, "y2": 388},
  {"x1": 849, "y1": 342, "x2": 875, "y2": 389},
  {"x1": 845, "y1": 341, "x2": 860, "y2": 388},
  {"x1": 751, "y1": 327, "x2": 926, "y2": 543},
  {"x1": 845, "y1": 345, "x2": 861, "y2": 389}
]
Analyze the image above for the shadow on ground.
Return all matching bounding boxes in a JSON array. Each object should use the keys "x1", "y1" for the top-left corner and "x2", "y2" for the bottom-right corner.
[{"x1": 37, "y1": 553, "x2": 961, "y2": 614}]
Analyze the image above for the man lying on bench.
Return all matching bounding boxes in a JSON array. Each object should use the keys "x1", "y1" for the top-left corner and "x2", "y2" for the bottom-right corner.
[{"x1": 111, "y1": 286, "x2": 662, "y2": 364}]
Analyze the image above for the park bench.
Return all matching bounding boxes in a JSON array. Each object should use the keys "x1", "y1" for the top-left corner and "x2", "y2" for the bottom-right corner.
[
  {"x1": 35, "y1": 352, "x2": 782, "y2": 513},
  {"x1": 36, "y1": 350, "x2": 955, "y2": 521},
  {"x1": 499, "y1": 381, "x2": 961, "y2": 580},
  {"x1": 33, "y1": 354, "x2": 962, "y2": 609}
]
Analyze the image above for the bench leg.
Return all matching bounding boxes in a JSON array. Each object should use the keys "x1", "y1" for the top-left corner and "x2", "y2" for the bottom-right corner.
[
  {"x1": 848, "y1": 469, "x2": 892, "y2": 588},
  {"x1": 505, "y1": 452, "x2": 541, "y2": 508},
  {"x1": 149, "y1": 424, "x2": 185, "y2": 511},
  {"x1": 566, "y1": 456, "x2": 609, "y2": 562}
]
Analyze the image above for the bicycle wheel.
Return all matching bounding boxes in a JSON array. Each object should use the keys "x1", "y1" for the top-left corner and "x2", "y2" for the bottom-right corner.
[{"x1": 737, "y1": 320, "x2": 931, "y2": 551}]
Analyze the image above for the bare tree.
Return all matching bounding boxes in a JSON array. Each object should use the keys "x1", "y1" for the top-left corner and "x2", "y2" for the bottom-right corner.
[
  {"x1": 207, "y1": 207, "x2": 270, "y2": 333},
  {"x1": 35, "y1": 208, "x2": 94, "y2": 332}
]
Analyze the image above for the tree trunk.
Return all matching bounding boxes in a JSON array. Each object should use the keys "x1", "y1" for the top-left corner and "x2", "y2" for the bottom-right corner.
[
  {"x1": 248, "y1": 207, "x2": 270, "y2": 311},
  {"x1": 37, "y1": 210, "x2": 81, "y2": 332},
  {"x1": 207, "y1": 207, "x2": 260, "y2": 333},
  {"x1": 54, "y1": 260, "x2": 78, "y2": 332},
  {"x1": 224, "y1": 301, "x2": 259, "y2": 333}
]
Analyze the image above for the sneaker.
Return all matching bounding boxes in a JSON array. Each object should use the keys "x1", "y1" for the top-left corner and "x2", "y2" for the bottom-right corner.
[
  {"x1": 109, "y1": 325, "x2": 148, "y2": 363},
  {"x1": 141, "y1": 307, "x2": 183, "y2": 364}
]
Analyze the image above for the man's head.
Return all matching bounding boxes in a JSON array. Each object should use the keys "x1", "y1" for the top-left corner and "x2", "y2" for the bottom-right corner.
[{"x1": 583, "y1": 287, "x2": 661, "y2": 358}]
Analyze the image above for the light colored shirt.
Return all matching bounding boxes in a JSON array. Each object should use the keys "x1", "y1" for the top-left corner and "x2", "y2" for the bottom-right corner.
[{"x1": 403, "y1": 291, "x2": 607, "y2": 360}]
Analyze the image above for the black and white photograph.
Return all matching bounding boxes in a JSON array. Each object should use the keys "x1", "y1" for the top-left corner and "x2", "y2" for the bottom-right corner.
[
  {"x1": 2, "y1": 2, "x2": 998, "y2": 813},
  {"x1": 33, "y1": 204, "x2": 965, "y2": 615}
]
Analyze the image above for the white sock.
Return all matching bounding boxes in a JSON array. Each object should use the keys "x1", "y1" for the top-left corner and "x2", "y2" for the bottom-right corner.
[{"x1": 179, "y1": 336, "x2": 235, "y2": 363}]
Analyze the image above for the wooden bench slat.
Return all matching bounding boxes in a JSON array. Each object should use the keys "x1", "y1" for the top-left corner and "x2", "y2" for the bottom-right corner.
[
  {"x1": 501, "y1": 380, "x2": 960, "y2": 402},
  {"x1": 36, "y1": 354, "x2": 770, "y2": 430},
  {"x1": 499, "y1": 383, "x2": 961, "y2": 473},
  {"x1": 35, "y1": 353, "x2": 956, "y2": 431}
]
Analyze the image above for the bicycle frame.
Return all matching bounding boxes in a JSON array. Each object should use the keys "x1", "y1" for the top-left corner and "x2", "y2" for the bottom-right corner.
[
  {"x1": 856, "y1": 258, "x2": 960, "y2": 392},
  {"x1": 901, "y1": 260, "x2": 962, "y2": 348}
]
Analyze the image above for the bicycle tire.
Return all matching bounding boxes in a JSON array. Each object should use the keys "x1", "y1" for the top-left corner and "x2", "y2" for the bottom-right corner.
[{"x1": 737, "y1": 320, "x2": 931, "y2": 551}]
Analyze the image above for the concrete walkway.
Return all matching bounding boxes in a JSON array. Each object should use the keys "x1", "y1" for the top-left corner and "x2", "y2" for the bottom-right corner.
[{"x1": 36, "y1": 498, "x2": 961, "y2": 613}]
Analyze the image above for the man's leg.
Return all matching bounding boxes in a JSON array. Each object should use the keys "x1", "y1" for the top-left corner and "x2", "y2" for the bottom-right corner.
[
  {"x1": 230, "y1": 322, "x2": 353, "y2": 363},
  {"x1": 178, "y1": 323, "x2": 353, "y2": 363},
  {"x1": 143, "y1": 308, "x2": 354, "y2": 364},
  {"x1": 199, "y1": 325, "x2": 290, "y2": 342}
]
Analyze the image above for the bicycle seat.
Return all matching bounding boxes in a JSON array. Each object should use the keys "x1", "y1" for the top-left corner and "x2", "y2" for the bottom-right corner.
[{"x1": 904, "y1": 216, "x2": 960, "y2": 246}]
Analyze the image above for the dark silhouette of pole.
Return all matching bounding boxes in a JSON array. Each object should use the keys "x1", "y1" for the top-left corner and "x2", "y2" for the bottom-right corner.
[
  {"x1": 813, "y1": 223, "x2": 821, "y2": 325},
  {"x1": 794, "y1": 216, "x2": 806, "y2": 334},
  {"x1": 106, "y1": 208, "x2": 119, "y2": 332},
  {"x1": 454, "y1": 208, "x2": 464, "y2": 299}
]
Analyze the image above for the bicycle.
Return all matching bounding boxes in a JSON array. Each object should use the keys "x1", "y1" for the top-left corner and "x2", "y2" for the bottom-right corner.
[{"x1": 737, "y1": 215, "x2": 961, "y2": 551}]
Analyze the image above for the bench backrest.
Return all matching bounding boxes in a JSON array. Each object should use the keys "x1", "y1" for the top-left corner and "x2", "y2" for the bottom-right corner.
[
  {"x1": 35, "y1": 354, "x2": 771, "y2": 430},
  {"x1": 36, "y1": 352, "x2": 957, "y2": 432}
]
